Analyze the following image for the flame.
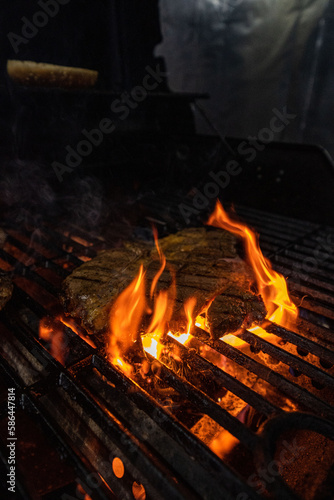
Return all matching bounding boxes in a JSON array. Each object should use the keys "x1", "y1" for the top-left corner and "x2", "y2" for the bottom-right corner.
[
  {"x1": 142, "y1": 335, "x2": 164, "y2": 359},
  {"x1": 143, "y1": 278, "x2": 176, "y2": 360},
  {"x1": 150, "y1": 226, "x2": 166, "y2": 298},
  {"x1": 108, "y1": 265, "x2": 146, "y2": 374},
  {"x1": 167, "y1": 297, "x2": 197, "y2": 346},
  {"x1": 141, "y1": 228, "x2": 176, "y2": 361},
  {"x1": 210, "y1": 429, "x2": 239, "y2": 459},
  {"x1": 39, "y1": 317, "x2": 66, "y2": 364},
  {"x1": 109, "y1": 227, "x2": 176, "y2": 371},
  {"x1": 207, "y1": 201, "x2": 298, "y2": 329},
  {"x1": 146, "y1": 228, "x2": 176, "y2": 350},
  {"x1": 59, "y1": 316, "x2": 97, "y2": 349},
  {"x1": 195, "y1": 314, "x2": 208, "y2": 331},
  {"x1": 168, "y1": 331, "x2": 191, "y2": 345},
  {"x1": 148, "y1": 289, "x2": 172, "y2": 336},
  {"x1": 222, "y1": 333, "x2": 247, "y2": 348},
  {"x1": 108, "y1": 201, "x2": 296, "y2": 375},
  {"x1": 185, "y1": 297, "x2": 196, "y2": 334}
]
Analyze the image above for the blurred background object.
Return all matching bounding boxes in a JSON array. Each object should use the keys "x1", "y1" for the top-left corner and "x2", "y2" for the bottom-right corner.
[{"x1": 157, "y1": 0, "x2": 334, "y2": 156}]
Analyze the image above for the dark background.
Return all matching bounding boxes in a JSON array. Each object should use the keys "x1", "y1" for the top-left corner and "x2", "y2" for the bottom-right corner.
[
  {"x1": 0, "y1": 0, "x2": 334, "y2": 227},
  {"x1": 0, "y1": 0, "x2": 161, "y2": 89}
]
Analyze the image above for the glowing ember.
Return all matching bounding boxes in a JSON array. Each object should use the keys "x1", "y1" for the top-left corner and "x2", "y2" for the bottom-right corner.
[
  {"x1": 210, "y1": 429, "x2": 239, "y2": 459},
  {"x1": 207, "y1": 200, "x2": 298, "y2": 330},
  {"x1": 222, "y1": 334, "x2": 247, "y2": 348}
]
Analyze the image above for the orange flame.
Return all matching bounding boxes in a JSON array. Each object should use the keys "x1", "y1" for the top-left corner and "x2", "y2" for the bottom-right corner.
[
  {"x1": 109, "y1": 227, "x2": 177, "y2": 371},
  {"x1": 143, "y1": 276, "x2": 176, "y2": 360},
  {"x1": 108, "y1": 265, "x2": 146, "y2": 375},
  {"x1": 141, "y1": 228, "x2": 177, "y2": 361},
  {"x1": 195, "y1": 314, "x2": 208, "y2": 331},
  {"x1": 185, "y1": 297, "x2": 196, "y2": 335},
  {"x1": 210, "y1": 429, "x2": 239, "y2": 459},
  {"x1": 146, "y1": 229, "x2": 176, "y2": 352},
  {"x1": 150, "y1": 226, "x2": 166, "y2": 298},
  {"x1": 39, "y1": 317, "x2": 66, "y2": 364},
  {"x1": 207, "y1": 201, "x2": 298, "y2": 329},
  {"x1": 59, "y1": 316, "x2": 97, "y2": 349},
  {"x1": 148, "y1": 289, "x2": 172, "y2": 336},
  {"x1": 168, "y1": 297, "x2": 197, "y2": 346},
  {"x1": 142, "y1": 335, "x2": 164, "y2": 359}
]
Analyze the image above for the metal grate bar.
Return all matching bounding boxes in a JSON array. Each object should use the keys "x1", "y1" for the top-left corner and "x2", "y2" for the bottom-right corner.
[
  {"x1": 193, "y1": 327, "x2": 334, "y2": 419},
  {"x1": 239, "y1": 329, "x2": 334, "y2": 388},
  {"x1": 165, "y1": 336, "x2": 280, "y2": 417},
  {"x1": 266, "y1": 323, "x2": 334, "y2": 362}
]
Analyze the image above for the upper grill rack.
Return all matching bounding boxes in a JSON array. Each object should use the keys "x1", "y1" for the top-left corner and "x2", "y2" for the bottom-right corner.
[{"x1": 0, "y1": 205, "x2": 333, "y2": 500}]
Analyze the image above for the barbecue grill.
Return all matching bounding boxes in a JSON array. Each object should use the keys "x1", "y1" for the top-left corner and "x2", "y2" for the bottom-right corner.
[
  {"x1": 0, "y1": 199, "x2": 333, "y2": 500},
  {"x1": 1, "y1": 2, "x2": 334, "y2": 498}
]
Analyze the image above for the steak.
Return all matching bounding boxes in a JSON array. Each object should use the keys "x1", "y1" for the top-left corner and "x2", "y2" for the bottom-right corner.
[
  {"x1": 0, "y1": 271, "x2": 13, "y2": 310},
  {"x1": 61, "y1": 228, "x2": 266, "y2": 339}
]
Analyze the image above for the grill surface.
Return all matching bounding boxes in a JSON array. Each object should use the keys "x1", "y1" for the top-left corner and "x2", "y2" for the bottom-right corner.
[{"x1": 0, "y1": 205, "x2": 334, "y2": 500}]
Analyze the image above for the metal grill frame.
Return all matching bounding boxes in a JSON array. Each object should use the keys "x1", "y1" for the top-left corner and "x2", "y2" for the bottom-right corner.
[{"x1": 0, "y1": 205, "x2": 334, "y2": 500}]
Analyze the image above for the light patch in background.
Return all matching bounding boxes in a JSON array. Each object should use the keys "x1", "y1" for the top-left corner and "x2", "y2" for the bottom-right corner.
[{"x1": 156, "y1": 0, "x2": 332, "y2": 156}]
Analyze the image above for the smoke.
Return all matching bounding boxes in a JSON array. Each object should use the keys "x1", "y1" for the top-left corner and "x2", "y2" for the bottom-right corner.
[
  {"x1": 0, "y1": 159, "x2": 110, "y2": 233},
  {"x1": 0, "y1": 159, "x2": 58, "y2": 227},
  {"x1": 61, "y1": 175, "x2": 106, "y2": 230}
]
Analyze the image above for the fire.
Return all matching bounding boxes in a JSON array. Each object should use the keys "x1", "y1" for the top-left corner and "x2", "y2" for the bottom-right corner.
[
  {"x1": 39, "y1": 314, "x2": 98, "y2": 365},
  {"x1": 39, "y1": 317, "x2": 66, "y2": 364},
  {"x1": 142, "y1": 335, "x2": 164, "y2": 359},
  {"x1": 222, "y1": 333, "x2": 247, "y2": 348},
  {"x1": 210, "y1": 429, "x2": 239, "y2": 459},
  {"x1": 59, "y1": 316, "x2": 97, "y2": 349},
  {"x1": 109, "y1": 230, "x2": 176, "y2": 372},
  {"x1": 141, "y1": 278, "x2": 176, "y2": 361},
  {"x1": 185, "y1": 297, "x2": 197, "y2": 335},
  {"x1": 108, "y1": 201, "x2": 298, "y2": 377},
  {"x1": 147, "y1": 288, "x2": 174, "y2": 338},
  {"x1": 150, "y1": 226, "x2": 166, "y2": 298},
  {"x1": 207, "y1": 201, "x2": 298, "y2": 329},
  {"x1": 108, "y1": 265, "x2": 146, "y2": 375},
  {"x1": 143, "y1": 229, "x2": 176, "y2": 359},
  {"x1": 168, "y1": 297, "x2": 197, "y2": 346}
]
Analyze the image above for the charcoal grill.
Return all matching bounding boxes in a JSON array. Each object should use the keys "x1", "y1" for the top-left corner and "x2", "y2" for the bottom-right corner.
[{"x1": 0, "y1": 202, "x2": 333, "y2": 500}]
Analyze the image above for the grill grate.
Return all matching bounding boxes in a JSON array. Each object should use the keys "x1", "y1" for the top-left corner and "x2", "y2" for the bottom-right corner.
[{"x1": 0, "y1": 206, "x2": 333, "y2": 500}]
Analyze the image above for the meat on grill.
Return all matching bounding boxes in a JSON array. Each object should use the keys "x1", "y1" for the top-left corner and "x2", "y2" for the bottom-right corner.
[
  {"x1": 0, "y1": 271, "x2": 13, "y2": 310},
  {"x1": 61, "y1": 228, "x2": 266, "y2": 339}
]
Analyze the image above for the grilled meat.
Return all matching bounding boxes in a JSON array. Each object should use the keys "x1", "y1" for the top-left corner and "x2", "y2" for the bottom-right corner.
[{"x1": 61, "y1": 228, "x2": 266, "y2": 339}]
